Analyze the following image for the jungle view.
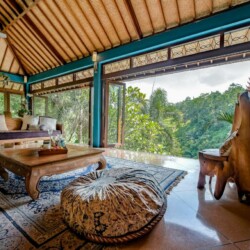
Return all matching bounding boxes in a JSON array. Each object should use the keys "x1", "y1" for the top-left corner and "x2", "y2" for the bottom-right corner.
[
  {"x1": 1, "y1": 81, "x2": 244, "y2": 159},
  {"x1": 33, "y1": 88, "x2": 90, "y2": 145},
  {"x1": 121, "y1": 83, "x2": 244, "y2": 158}
]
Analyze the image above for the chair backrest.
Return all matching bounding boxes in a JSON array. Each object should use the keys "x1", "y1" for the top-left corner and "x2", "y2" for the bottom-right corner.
[
  {"x1": 230, "y1": 91, "x2": 250, "y2": 193},
  {"x1": 231, "y1": 101, "x2": 241, "y2": 133}
]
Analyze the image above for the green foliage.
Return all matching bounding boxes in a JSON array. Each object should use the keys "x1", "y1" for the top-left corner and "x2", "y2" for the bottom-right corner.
[
  {"x1": 0, "y1": 93, "x2": 4, "y2": 114},
  {"x1": 123, "y1": 87, "x2": 182, "y2": 155},
  {"x1": 10, "y1": 94, "x2": 22, "y2": 118},
  {"x1": 122, "y1": 83, "x2": 244, "y2": 158},
  {"x1": 176, "y1": 83, "x2": 244, "y2": 158},
  {"x1": 217, "y1": 111, "x2": 234, "y2": 124},
  {"x1": 35, "y1": 88, "x2": 90, "y2": 145},
  {"x1": 33, "y1": 97, "x2": 46, "y2": 116},
  {"x1": 17, "y1": 98, "x2": 30, "y2": 117}
]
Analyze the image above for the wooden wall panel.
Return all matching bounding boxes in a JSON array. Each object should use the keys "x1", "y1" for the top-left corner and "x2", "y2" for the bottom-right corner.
[
  {"x1": 0, "y1": 38, "x2": 24, "y2": 75},
  {"x1": 10, "y1": 60, "x2": 20, "y2": 73},
  {"x1": 115, "y1": 0, "x2": 139, "y2": 40},
  {"x1": 213, "y1": 0, "x2": 232, "y2": 12},
  {"x1": 1, "y1": 47, "x2": 13, "y2": 72},
  {"x1": 161, "y1": 0, "x2": 180, "y2": 28},
  {"x1": 89, "y1": 0, "x2": 121, "y2": 46},
  {"x1": 76, "y1": 0, "x2": 112, "y2": 50},
  {"x1": 131, "y1": 0, "x2": 154, "y2": 36},
  {"x1": 195, "y1": 0, "x2": 213, "y2": 18},
  {"x1": 177, "y1": 0, "x2": 196, "y2": 24},
  {"x1": 102, "y1": 0, "x2": 130, "y2": 43},
  {"x1": 146, "y1": 0, "x2": 166, "y2": 33}
]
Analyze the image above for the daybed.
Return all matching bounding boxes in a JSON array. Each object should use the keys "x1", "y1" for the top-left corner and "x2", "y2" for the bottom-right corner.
[{"x1": 0, "y1": 112, "x2": 63, "y2": 145}]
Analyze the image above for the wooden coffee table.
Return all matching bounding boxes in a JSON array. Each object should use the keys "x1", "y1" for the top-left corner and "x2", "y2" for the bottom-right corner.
[{"x1": 0, "y1": 147, "x2": 106, "y2": 200}]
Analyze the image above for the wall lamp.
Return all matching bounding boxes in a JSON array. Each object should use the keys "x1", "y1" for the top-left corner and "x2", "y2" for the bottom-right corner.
[{"x1": 92, "y1": 51, "x2": 98, "y2": 72}]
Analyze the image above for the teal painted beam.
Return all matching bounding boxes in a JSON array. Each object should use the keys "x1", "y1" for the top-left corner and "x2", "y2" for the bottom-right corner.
[
  {"x1": 0, "y1": 71, "x2": 24, "y2": 83},
  {"x1": 28, "y1": 57, "x2": 93, "y2": 84},
  {"x1": 28, "y1": 3, "x2": 250, "y2": 84},
  {"x1": 93, "y1": 63, "x2": 102, "y2": 147}
]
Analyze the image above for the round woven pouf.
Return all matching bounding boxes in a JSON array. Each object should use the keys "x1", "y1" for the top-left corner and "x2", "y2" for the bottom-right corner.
[{"x1": 61, "y1": 168, "x2": 167, "y2": 244}]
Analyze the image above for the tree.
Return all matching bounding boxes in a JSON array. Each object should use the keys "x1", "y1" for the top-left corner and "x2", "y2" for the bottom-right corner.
[
  {"x1": 176, "y1": 83, "x2": 244, "y2": 158},
  {"x1": 123, "y1": 86, "x2": 168, "y2": 154},
  {"x1": 149, "y1": 88, "x2": 168, "y2": 123},
  {"x1": 123, "y1": 87, "x2": 182, "y2": 155}
]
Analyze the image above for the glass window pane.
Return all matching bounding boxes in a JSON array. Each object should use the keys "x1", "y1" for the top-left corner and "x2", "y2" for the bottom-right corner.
[
  {"x1": 33, "y1": 97, "x2": 46, "y2": 116},
  {"x1": 0, "y1": 93, "x2": 4, "y2": 114},
  {"x1": 107, "y1": 84, "x2": 125, "y2": 145},
  {"x1": 44, "y1": 88, "x2": 90, "y2": 145},
  {"x1": 10, "y1": 94, "x2": 22, "y2": 118}
]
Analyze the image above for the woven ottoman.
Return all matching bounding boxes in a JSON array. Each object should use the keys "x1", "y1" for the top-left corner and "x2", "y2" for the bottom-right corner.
[{"x1": 61, "y1": 168, "x2": 166, "y2": 244}]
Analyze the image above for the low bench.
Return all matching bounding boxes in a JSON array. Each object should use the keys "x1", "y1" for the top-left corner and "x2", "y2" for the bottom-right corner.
[{"x1": 0, "y1": 113, "x2": 63, "y2": 145}]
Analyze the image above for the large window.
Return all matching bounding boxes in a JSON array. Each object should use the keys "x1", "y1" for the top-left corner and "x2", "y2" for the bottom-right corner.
[
  {"x1": 10, "y1": 94, "x2": 22, "y2": 118},
  {"x1": 105, "y1": 82, "x2": 125, "y2": 146},
  {"x1": 0, "y1": 93, "x2": 4, "y2": 114},
  {"x1": 35, "y1": 87, "x2": 91, "y2": 145}
]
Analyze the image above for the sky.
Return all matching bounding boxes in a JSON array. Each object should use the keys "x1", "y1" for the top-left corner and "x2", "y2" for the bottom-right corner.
[{"x1": 125, "y1": 60, "x2": 250, "y2": 103}]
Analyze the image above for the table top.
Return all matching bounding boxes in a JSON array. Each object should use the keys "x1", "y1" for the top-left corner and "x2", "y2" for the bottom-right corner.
[{"x1": 0, "y1": 147, "x2": 105, "y2": 167}]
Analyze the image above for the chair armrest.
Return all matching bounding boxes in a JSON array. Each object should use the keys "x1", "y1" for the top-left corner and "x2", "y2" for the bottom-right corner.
[{"x1": 56, "y1": 124, "x2": 63, "y2": 134}]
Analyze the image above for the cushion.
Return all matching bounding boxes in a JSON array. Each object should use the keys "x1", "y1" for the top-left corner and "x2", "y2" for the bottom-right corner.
[
  {"x1": 61, "y1": 168, "x2": 166, "y2": 243},
  {"x1": 39, "y1": 116, "x2": 57, "y2": 131},
  {"x1": 28, "y1": 124, "x2": 40, "y2": 131},
  {"x1": 0, "y1": 130, "x2": 61, "y2": 140},
  {"x1": 0, "y1": 115, "x2": 8, "y2": 131},
  {"x1": 219, "y1": 130, "x2": 238, "y2": 156},
  {"x1": 21, "y1": 115, "x2": 39, "y2": 130}
]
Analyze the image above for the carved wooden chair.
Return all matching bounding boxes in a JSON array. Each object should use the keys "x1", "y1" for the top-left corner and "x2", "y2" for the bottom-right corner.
[{"x1": 197, "y1": 91, "x2": 250, "y2": 204}]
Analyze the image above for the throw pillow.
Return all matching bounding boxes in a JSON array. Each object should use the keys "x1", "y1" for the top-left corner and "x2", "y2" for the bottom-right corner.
[
  {"x1": 21, "y1": 115, "x2": 39, "y2": 130},
  {"x1": 39, "y1": 116, "x2": 57, "y2": 131},
  {"x1": 0, "y1": 115, "x2": 8, "y2": 131},
  {"x1": 219, "y1": 130, "x2": 238, "y2": 156}
]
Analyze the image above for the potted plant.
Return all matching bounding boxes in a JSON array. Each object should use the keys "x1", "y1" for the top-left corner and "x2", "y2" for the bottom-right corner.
[{"x1": 18, "y1": 98, "x2": 30, "y2": 117}]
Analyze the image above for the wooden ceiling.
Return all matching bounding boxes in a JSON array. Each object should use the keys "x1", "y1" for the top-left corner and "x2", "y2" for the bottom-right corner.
[
  {"x1": 0, "y1": 37, "x2": 24, "y2": 74},
  {"x1": 0, "y1": 0, "x2": 249, "y2": 76}
]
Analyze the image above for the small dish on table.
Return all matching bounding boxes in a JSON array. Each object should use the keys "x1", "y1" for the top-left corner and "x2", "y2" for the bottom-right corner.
[{"x1": 38, "y1": 147, "x2": 68, "y2": 156}]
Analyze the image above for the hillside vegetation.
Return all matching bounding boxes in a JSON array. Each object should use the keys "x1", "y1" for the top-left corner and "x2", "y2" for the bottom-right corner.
[{"x1": 123, "y1": 83, "x2": 244, "y2": 158}]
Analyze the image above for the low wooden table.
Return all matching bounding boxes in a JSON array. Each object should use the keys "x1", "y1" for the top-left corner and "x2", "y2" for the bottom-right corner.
[{"x1": 0, "y1": 147, "x2": 106, "y2": 200}]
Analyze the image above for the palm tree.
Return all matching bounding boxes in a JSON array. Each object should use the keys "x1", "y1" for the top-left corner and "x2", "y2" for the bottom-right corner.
[{"x1": 217, "y1": 111, "x2": 233, "y2": 124}]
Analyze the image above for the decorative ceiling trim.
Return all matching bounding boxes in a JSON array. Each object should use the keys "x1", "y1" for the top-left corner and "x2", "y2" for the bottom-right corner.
[{"x1": 103, "y1": 42, "x2": 250, "y2": 80}]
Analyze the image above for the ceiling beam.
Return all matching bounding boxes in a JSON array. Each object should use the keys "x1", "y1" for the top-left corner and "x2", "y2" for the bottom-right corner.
[
  {"x1": 2, "y1": 0, "x2": 66, "y2": 64},
  {"x1": 28, "y1": 3, "x2": 250, "y2": 84},
  {"x1": 22, "y1": 15, "x2": 66, "y2": 65},
  {"x1": 2, "y1": 0, "x2": 42, "y2": 31},
  {"x1": 0, "y1": 71, "x2": 24, "y2": 83},
  {"x1": 6, "y1": 37, "x2": 27, "y2": 75},
  {"x1": 126, "y1": 0, "x2": 143, "y2": 39}
]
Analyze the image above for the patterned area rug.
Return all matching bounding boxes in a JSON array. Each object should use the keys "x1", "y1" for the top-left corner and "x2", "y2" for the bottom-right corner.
[{"x1": 0, "y1": 156, "x2": 186, "y2": 250}]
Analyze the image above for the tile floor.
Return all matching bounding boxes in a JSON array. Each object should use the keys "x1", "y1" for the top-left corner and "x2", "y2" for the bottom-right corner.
[
  {"x1": 103, "y1": 148, "x2": 250, "y2": 250},
  {"x1": 1, "y1": 144, "x2": 249, "y2": 249}
]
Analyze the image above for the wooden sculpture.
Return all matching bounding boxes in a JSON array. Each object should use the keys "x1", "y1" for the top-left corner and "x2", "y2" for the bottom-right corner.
[{"x1": 197, "y1": 91, "x2": 250, "y2": 204}]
